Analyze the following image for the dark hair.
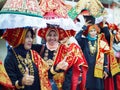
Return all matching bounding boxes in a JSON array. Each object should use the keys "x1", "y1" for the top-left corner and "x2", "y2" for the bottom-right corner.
[
  {"x1": 26, "y1": 27, "x2": 35, "y2": 38},
  {"x1": 47, "y1": 23, "x2": 59, "y2": 29}
]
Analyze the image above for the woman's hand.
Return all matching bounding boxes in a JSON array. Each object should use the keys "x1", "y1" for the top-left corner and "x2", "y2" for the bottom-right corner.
[
  {"x1": 22, "y1": 68, "x2": 34, "y2": 86},
  {"x1": 56, "y1": 59, "x2": 68, "y2": 71}
]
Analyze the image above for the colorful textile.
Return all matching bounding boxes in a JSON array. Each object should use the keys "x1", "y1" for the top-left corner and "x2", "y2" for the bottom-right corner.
[
  {"x1": 0, "y1": 61, "x2": 14, "y2": 89},
  {"x1": 32, "y1": 50, "x2": 51, "y2": 90},
  {"x1": 68, "y1": 0, "x2": 105, "y2": 20},
  {"x1": 1, "y1": 0, "x2": 42, "y2": 17},
  {"x1": 33, "y1": 43, "x2": 86, "y2": 90},
  {"x1": 39, "y1": 0, "x2": 72, "y2": 18},
  {"x1": 38, "y1": 25, "x2": 76, "y2": 41},
  {"x1": 2, "y1": 28, "x2": 28, "y2": 47},
  {"x1": 94, "y1": 34, "x2": 110, "y2": 78},
  {"x1": 0, "y1": 0, "x2": 46, "y2": 29}
]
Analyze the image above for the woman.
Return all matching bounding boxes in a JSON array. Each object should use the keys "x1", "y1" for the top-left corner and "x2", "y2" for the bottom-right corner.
[
  {"x1": 2, "y1": 28, "x2": 41, "y2": 90},
  {"x1": 32, "y1": 24, "x2": 86, "y2": 90},
  {"x1": 75, "y1": 24, "x2": 110, "y2": 90}
]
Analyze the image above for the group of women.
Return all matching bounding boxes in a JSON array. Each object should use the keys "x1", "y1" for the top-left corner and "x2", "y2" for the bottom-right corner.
[
  {"x1": 0, "y1": 23, "x2": 87, "y2": 90},
  {"x1": 0, "y1": 17, "x2": 120, "y2": 90}
]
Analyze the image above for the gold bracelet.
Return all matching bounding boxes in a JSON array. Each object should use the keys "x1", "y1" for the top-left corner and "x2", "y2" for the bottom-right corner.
[
  {"x1": 15, "y1": 80, "x2": 24, "y2": 89},
  {"x1": 50, "y1": 66, "x2": 57, "y2": 75}
]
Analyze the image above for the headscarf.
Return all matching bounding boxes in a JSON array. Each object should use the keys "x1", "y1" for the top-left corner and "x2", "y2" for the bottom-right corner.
[
  {"x1": 83, "y1": 24, "x2": 100, "y2": 36},
  {"x1": 2, "y1": 28, "x2": 34, "y2": 47},
  {"x1": 38, "y1": 24, "x2": 76, "y2": 41}
]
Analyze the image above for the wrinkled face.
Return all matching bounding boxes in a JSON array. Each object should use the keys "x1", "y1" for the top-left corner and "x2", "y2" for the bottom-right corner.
[
  {"x1": 24, "y1": 31, "x2": 33, "y2": 50},
  {"x1": 46, "y1": 30, "x2": 59, "y2": 46},
  {"x1": 89, "y1": 29, "x2": 97, "y2": 38}
]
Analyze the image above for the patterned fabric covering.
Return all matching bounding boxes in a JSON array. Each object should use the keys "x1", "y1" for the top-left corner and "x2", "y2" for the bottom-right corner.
[
  {"x1": 2, "y1": 28, "x2": 28, "y2": 47},
  {"x1": 32, "y1": 43, "x2": 86, "y2": 90},
  {"x1": 0, "y1": 0, "x2": 46, "y2": 29},
  {"x1": 0, "y1": 61, "x2": 14, "y2": 88},
  {"x1": 39, "y1": 0, "x2": 72, "y2": 18},
  {"x1": 68, "y1": 0, "x2": 106, "y2": 20},
  {"x1": 38, "y1": 0, "x2": 77, "y2": 31},
  {"x1": 1, "y1": 0, "x2": 42, "y2": 17},
  {"x1": 38, "y1": 24, "x2": 76, "y2": 40}
]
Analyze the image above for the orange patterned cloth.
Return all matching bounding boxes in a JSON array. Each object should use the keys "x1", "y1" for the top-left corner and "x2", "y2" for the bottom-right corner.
[
  {"x1": 0, "y1": 61, "x2": 14, "y2": 89},
  {"x1": 39, "y1": 0, "x2": 72, "y2": 18}
]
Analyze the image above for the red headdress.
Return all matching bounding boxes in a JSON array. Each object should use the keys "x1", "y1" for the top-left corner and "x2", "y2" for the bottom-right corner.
[
  {"x1": 2, "y1": 28, "x2": 29, "y2": 47},
  {"x1": 38, "y1": 24, "x2": 76, "y2": 41},
  {"x1": 83, "y1": 24, "x2": 100, "y2": 36}
]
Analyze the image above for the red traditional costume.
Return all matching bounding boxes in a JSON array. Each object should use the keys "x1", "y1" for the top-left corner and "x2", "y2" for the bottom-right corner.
[{"x1": 32, "y1": 26, "x2": 87, "y2": 90}]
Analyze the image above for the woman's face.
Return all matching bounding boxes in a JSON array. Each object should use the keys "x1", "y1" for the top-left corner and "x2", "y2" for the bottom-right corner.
[
  {"x1": 24, "y1": 31, "x2": 33, "y2": 50},
  {"x1": 89, "y1": 29, "x2": 97, "y2": 38},
  {"x1": 46, "y1": 30, "x2": 59, "y2": 46}
]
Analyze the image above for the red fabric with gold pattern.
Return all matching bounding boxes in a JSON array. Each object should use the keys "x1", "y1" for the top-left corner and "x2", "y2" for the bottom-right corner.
[
  {"x1": 83, "y1": 24, "x2": 100, "y2": 36},
  {"x1": 39, "y1": 0, "x2": 72, "y2": 18},
  {"x1": 0, "y1": 61, "x2": 14, "y2": 89},
  {"x1": 38, "y1": 27, "x2": 76, "y2": 40},
  {"x1": 66, "y1": 43, "x2": 87, "y2": 90},
  {"x1": 2, "y1": 28, "x2": 28, "y2": 47},
  {"x1": 53, "y1": 43, "x2": 87, "y2": 90},
  {"x1": 33, "y1": 43, "x2": 86, "y2": 90},
  {"x1": 31, "y1": 50, "x2": 52, "y2": 90},
  {"x1": 94, "y1": 34, "x2": 110, "y2": 78}
]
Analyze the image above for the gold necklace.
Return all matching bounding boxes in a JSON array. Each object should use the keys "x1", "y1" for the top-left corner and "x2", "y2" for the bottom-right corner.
[
  {"x1": 43, "y1": 49, "x2": 57, "y2": 68},
  {"x1": 88, "y1": 41, "x2": 97, "y2": 55},
  {"x1": 12, "y1": 48, "x2": 34, "y2": 75}
]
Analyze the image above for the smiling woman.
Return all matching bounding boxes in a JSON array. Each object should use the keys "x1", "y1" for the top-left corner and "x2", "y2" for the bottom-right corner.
[{"x1": 2, "y1": 28, "x2": 43, "y2": 90}]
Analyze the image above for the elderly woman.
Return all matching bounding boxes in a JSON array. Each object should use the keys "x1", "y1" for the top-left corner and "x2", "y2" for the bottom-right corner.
[
  {"x1": 2, "y1": 28, "x2": 42, "y2": 90},
  {"x1": 75, "y1": 24, "x2": 110, "y2": 90},
  {"x1": 32, "y1": 24, "x2": 86, "y2": 90}
]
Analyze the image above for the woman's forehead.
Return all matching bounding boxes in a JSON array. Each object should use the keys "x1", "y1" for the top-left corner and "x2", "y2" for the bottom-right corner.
[{"x1": 47, "y1": 29, "x2": 58, "y2": 35}]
